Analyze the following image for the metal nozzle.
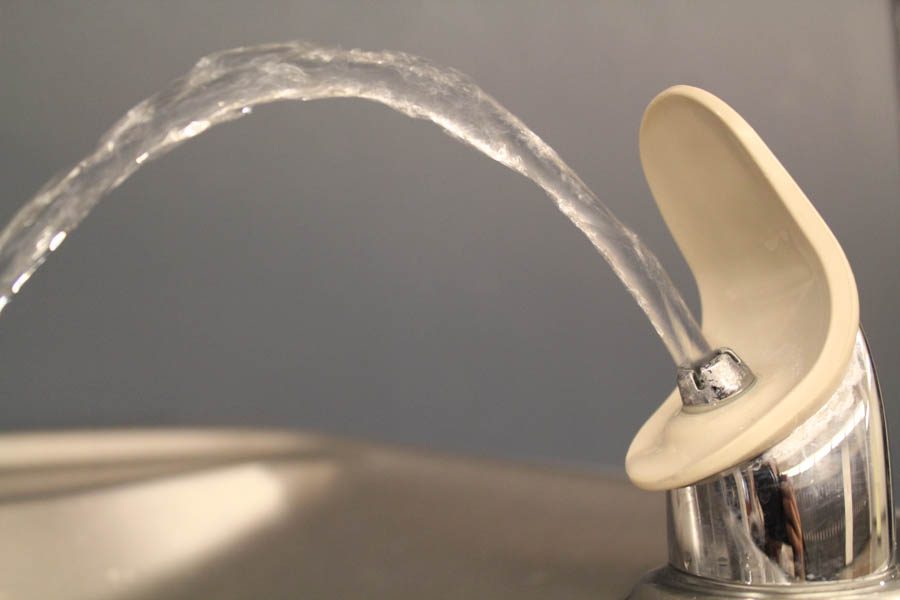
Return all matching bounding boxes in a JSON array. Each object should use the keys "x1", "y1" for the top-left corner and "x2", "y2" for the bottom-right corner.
[{"x1": 676, "y1": 347, "x2": 755, "y2": 411}]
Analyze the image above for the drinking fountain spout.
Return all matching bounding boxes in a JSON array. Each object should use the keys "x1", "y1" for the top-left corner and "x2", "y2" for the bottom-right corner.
[{"x1": 628, "y1": 86, "x2": 898, "y2": 598}]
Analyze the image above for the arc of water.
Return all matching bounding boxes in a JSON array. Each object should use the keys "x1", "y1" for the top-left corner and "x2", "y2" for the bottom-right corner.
[{"x1": 0, "y1": 41, "x2": 709, "y2": 366}]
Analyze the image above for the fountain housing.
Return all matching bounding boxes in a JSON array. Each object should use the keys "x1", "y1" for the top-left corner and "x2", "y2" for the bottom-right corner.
[{"x1": 627, "y1": 86, "x2": 898, "y2": 598}]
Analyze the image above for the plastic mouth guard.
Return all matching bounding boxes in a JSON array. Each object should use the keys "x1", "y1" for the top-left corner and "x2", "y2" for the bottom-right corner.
[{"x1": 627, "y1": 86, "x2": 859, "y2": 491}]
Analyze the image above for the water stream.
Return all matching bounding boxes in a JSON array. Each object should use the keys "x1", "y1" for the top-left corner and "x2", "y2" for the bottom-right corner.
[{"x1": 0, "y1": 41, "x2": 709, "y2": 366}]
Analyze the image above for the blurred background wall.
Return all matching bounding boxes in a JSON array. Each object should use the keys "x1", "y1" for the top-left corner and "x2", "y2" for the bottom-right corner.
[{"x1": 1, "y1": 1, "x2": 898, "y2": 477}]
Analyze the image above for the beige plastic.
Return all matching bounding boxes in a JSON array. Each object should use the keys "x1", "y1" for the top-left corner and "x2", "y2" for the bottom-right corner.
[{"x1": 626, "y1": 86, "x2": 859, "y2": 491}]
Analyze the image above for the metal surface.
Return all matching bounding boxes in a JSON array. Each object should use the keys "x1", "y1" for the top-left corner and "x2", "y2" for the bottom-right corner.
[
  {"x1": 629, "y1": 565, "x2": 900, "y2": 599},
  {"x1": 664, "y1": 330, "x2": 895, "y2": 587},
  {"x1": 0, "y1": 429, "x2": 665, "y2": 599},
  {"x1": 677, "y1": 347, "x2": 756, "y2": 411}
]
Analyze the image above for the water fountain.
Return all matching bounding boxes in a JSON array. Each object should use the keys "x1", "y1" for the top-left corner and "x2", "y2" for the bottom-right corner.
[{"x1": 0, "y1": 43, "x2": 894, "y2": 599}]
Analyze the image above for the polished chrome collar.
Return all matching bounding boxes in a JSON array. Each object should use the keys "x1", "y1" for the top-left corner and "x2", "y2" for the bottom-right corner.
[
  {"x1": 670, "y1": 331, "x2": 895, "y2": 586},
  {"x1": 633, "y1": 330, "x2": 899, "y2": 598}
]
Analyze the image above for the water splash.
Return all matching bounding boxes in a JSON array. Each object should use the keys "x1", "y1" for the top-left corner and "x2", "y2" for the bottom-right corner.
[{"x1": 0, "y1": 41, "x2": 709, "y2": 366}]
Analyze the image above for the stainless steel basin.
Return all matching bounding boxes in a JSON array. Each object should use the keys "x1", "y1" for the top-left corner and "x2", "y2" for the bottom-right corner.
[{"x1": 0, "y1": 429, "x2": 665, "y2": 599}]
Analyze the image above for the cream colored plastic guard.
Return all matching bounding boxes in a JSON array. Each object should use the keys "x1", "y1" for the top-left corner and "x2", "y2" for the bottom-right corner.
[{"x1": 626, "y1": 86, "x2": 859, "y2": 491}]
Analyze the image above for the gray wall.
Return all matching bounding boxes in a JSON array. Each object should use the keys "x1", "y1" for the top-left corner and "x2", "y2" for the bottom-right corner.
[{"x1": 1, "y1": 2, "x2": 898, "y2": 475}]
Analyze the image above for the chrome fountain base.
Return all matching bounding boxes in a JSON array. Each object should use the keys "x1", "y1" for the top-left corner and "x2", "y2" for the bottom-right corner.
[
  {"x1": 630, "y1": 332, "x2": 900, "y2": 598},
  {"x1": 630, "y1": 565, "x2": 900, "y2": 599}
]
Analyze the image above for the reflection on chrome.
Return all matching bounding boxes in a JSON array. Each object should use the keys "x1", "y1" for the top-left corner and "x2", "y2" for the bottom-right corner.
[{"x1": 667, "y1": 330, "x2": 894, "y2": 585}]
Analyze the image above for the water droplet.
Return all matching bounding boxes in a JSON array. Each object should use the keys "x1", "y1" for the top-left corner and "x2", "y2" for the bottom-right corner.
[
  {"x1": 49, "y1": 231, "x2": 67, "y2": 252},
  {"x1": 11, "y1": 270, "x2": 32, "y2": 294},
  {"x1": 182, "y1": 120, "x2": 210, "y2": 137}
]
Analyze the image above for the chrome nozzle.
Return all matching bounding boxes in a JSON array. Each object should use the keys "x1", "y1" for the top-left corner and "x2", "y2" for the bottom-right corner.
[{"x1": 676, "y1": 348, "x2": 756, "y2": 411}]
